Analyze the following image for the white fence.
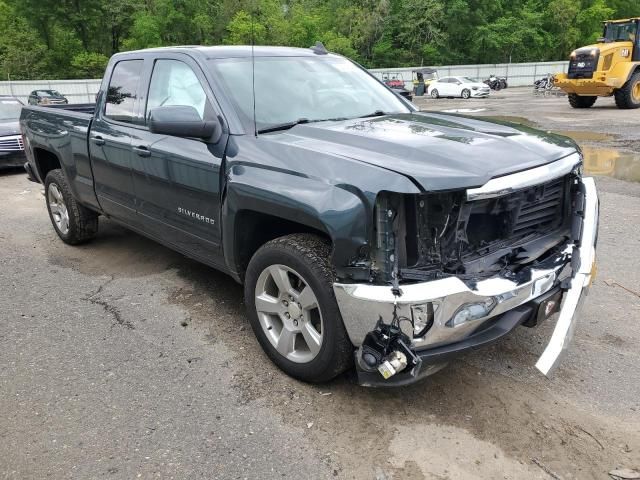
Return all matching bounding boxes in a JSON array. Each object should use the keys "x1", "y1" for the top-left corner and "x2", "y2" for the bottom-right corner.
[
  {"x1": 370, "y1": 61, "x2": 569, "y2": 89},
  {"x1": 0, "y1": 61, "x2": 569, "y2": 104},
  {"x1": 0, "y1": 79, "x2": 101, "y2": 104}
]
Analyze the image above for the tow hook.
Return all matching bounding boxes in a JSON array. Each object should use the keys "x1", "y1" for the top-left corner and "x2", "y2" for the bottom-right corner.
[{"x1": 357, "y1": 316, "x2": 421, "y2": 380}]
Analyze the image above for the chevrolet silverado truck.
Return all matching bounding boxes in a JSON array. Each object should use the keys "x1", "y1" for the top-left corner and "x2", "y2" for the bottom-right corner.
[{"x1": 20, "y1": 46, "x2": 599, "y2": 386}]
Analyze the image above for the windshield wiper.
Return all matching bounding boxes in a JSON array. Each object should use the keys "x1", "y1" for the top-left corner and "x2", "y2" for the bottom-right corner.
[
  {"x1": 356, "y1": 110, "x2": 391, "y2": 119},
  {"x1": 257, "y1": 118, "x2": 310, "y2": 134}
]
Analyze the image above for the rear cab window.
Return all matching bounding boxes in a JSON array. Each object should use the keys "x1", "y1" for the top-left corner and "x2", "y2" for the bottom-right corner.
[{"x1": 104, "y1": 60, "x2": 144, "y2": 123}]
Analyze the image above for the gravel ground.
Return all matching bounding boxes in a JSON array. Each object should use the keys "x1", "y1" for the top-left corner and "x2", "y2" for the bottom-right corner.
[{"x1": 1, "y1": 89, "x2": 639, "y2": 479}]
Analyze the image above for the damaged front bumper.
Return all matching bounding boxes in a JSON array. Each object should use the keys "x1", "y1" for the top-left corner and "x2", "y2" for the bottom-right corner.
[{"x1": 333, "y1": 177, "x2": 599, "y2": 386}]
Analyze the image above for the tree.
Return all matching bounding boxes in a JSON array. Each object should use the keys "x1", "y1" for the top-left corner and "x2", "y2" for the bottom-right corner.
[{"x1": 71, "y1": 52, "x2": 110, "y2": 78}]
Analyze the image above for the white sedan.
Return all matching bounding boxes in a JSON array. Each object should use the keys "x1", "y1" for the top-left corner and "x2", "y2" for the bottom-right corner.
[{"x1": 428, "y1": 76, "x2": 491, "y2": 99}]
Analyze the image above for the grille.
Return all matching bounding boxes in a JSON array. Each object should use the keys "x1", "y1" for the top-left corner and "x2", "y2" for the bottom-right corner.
[
  {"x1": 512, "y1": 176, "x2": 566, "y2": 236},
  {"x1": 0, "y1": 135, "x2": 24, "y2": 152},
  {"x1": 568, "y1": 51, "x2": 598, "y2": 79}
]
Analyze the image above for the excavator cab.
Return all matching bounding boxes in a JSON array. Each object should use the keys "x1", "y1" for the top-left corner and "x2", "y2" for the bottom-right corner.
[{"x1": 554, "y1": 18, "x2": 640, "y2": 109}]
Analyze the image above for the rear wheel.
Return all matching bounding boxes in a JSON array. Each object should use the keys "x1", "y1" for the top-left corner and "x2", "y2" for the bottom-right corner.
[
  {"x1": 614, "y1": 72, "x2": 640, "y2": 109},
  {"x1": 45, "y1": 169, "x2": 98, "y2": 244},
  {"x1": 461, "y1": 89, "x2": 471, "y2": 99},
  {"x1": 430, "y1": 89, "x2": 439, "y2": 99},
  {"x1": 568, "y1": 94, "x2": 597, "y2": 108},
  {"x1": 244, "y1": 234, "x2": 352, "y2": 383}
]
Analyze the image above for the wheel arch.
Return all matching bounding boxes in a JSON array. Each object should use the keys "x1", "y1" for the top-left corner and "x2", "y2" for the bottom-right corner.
[
  {"x1": 32, "y1": 147, "x2": 62, "y2": 183},
  {"x1": 230, "y1": 209, "x2": 332, "y2": 283}
]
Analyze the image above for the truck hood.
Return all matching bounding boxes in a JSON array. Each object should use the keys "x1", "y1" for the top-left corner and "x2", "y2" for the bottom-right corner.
[
  {"x1": 0, "y1": 120, "x2": 21, "y2": 137},
  {"x1": 272, "y1": 112, "x2": 578, "y2": 191}
]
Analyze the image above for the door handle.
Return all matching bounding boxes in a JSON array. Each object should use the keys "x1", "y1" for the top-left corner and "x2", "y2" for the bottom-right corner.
[
  {"x1": 91, "y1": 136, "x2": 105, "y2": 146},
  {"x1": 133, "y1": 145, "x2": 151, "y2": 157}
]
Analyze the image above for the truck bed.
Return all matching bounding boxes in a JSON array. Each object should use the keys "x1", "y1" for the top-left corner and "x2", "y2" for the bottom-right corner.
[
  {"x1": 39, "y1": 103, "x2": 96, "y2": 115},
  {"x1": 20, "y1": 103, "x2": 99, "y2": 210}
]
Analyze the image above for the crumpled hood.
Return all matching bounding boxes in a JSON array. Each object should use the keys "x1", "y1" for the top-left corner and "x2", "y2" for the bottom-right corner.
[
  {"x1": 271, "y1": 112, "x2": 578, "y2": 191},
  {"x1": 0, "y1": 120, "x2": 20, "y2": 137}
]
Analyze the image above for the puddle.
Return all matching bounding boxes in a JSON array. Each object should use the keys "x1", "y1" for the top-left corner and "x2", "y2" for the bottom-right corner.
[
  {"x1": 556, "y1": 130, "x2": 616, "y2": 142},
  {"x1": 581, "y1": 147, "x2": 640, "y2": 183},
  {"x1": 441, "y1": 108, "x2": 488, "y2": 113},
  {"x1": 484, "y1": 115, "x2": 537, "y2": 127}
]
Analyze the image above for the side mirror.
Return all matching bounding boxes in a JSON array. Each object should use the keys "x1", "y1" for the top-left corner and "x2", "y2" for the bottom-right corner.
[{"x1": 149, "y1": 105, "x2": 221, "y2": 141}]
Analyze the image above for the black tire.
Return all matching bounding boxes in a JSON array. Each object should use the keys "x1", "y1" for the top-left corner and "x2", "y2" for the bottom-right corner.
[
  {"x1": 500, "y1": 79, "x2": 508, "y2": 89},
  {"x1": 431, "y1": 89, "x2": 439, "y2": 99},
  {"x1": 44, "y1": 169, "x2": 98, "y2": 245},
  {"x1": 614, "y1": 72, "x2": 640, "y2": 109},
  {"x1": 244, "y1": 234, "x2": 353, "y2": 383},
  {"x1": 461, "y1": 89, "x2": 471, "y2": 99},
  {"x1": 568, "y1": 94, "x2": 597, "y2": 108}
]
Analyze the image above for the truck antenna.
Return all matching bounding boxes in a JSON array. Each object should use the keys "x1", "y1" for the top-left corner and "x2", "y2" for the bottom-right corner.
[{"x1": 251, "y1": 2, "x2": 257, "y2": 137}]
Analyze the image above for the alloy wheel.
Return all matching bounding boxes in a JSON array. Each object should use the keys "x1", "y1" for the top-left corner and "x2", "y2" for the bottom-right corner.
[
  {"x1": 48, "y1": 183, "x2": 70, "y2": 235},
  {"x1": 254, "y1": 264, "x2": 324, "y2": 363}
]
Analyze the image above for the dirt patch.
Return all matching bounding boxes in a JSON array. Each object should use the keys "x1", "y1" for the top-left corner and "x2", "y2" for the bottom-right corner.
[{"x1": 46, "y1": 220, "x2": 186, "y2": 278}]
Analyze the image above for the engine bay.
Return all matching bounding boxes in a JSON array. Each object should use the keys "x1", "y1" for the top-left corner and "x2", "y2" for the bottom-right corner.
[{"x1": 371, "y1": 173, "x2": 577, "y2": 284}]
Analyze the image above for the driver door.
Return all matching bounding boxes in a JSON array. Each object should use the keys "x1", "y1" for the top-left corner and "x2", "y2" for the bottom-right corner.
[{"x1": 130, "y1": 55, "x2": 227, "y2": 268}]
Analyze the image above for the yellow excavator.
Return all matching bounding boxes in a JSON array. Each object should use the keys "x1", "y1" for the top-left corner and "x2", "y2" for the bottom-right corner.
[{"x1": 554, "y1": 18, "x2": 640, "y2": 109}]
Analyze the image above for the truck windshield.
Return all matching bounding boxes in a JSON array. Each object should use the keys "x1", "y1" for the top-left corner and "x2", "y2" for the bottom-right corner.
[
  {"x1": 604, "y1": 21, "x2": 637, "y2": 42},
  {"x1": 209, "y1": 56, "x2": 411, "y2": 133},
  {"x1": 0, "y1": 99, "x2": 22, "y2": 121}
]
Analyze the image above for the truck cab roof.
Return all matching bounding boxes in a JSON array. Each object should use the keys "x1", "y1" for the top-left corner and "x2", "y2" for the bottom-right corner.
[{"x1": 115, "y1": 45, "x2": 338, "y2": 60}]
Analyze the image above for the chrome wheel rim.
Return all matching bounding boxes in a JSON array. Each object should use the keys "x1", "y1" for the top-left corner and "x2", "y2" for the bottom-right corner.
[
  {"x1": 254, "y1": 264, "x2": 323, "y2": 363},
  {"x1": 462, "y1": 90, "x2": 470, "y2": 99},
  {"x1": 431, "y1": 90, "x2": 438, "y2": 98},
  {"x1": 48, "y1": 183, "x2": 70, "y2": 235}
]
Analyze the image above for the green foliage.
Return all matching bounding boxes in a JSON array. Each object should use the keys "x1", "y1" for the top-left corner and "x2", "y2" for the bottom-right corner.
[
  {"x1": 71, "y1": 52, "x2": 110, "y2": 78},
  {"x1": 0, "y1": 0, "x2": 635, "y2": 79}
]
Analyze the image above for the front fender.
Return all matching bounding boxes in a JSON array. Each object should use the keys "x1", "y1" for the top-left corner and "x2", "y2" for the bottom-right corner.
[
  {"x1": 222, "y1": 163, "x2": 371, "y2": 281},
  {"x1": 221, "y1": 135, "x2": 421, "y2": 282}
]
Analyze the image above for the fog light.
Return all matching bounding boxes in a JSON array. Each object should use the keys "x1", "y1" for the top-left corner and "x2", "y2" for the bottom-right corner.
[
  {"x1": 411, "y1": 303, "x2": 435, "y2": 337},
  {"x1": 447, "y1": 298, "x2": 496, "y2": 327}
]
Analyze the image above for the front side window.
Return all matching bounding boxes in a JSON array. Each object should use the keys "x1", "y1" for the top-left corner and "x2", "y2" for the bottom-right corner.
[
  {"x1": 104, "y1": 60, "x2": 144, "y2": 123},
  {"x1": 146, "y1": 59, "x2": 208, "y2": 120},
  {"x1": 209, "y1": 56, "x2": 410, "y2": 132},
  {"x1": 604, "y1": 22, "x2": 637, "y2": 42}
]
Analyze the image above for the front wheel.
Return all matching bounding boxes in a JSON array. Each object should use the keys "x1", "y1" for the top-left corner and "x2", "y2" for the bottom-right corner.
[
  {"x1": 614, "y1": 72, "x2": 640, "y2": 109},
  {"x1": 568, "y1": 94, "x2": 597, "y2": 108},
  {"x1": 244, "y1": 234, "x2": 353, "y2": 383},
  {"x1": 461, "y1": 89, "x2": 471, "y2": 99},
  {"x1": 45, "y1": 169, "x2": 98, "y2": 244},
  {"x1": 430, "y1": 89, "x2": 439, "y2": 99}
]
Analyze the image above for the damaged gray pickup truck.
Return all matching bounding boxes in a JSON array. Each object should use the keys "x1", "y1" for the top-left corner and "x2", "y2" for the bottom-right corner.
[{"x1": 20, "y1": 45, "x2": 598, "y2": 386}]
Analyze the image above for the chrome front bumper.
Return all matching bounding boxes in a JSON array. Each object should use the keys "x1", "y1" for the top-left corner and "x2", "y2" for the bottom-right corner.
[{"x1": 333, "y1": 177, "x2": 598, "y2": 378}]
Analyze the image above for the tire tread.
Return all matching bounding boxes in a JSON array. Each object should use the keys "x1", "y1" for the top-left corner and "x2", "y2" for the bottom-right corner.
[
  {"x1": 45, "y1": 169, "x2": 98, "y2": 245},
  {"x1": 244, "y1": 233, "x2": 353, "y2": 383}
]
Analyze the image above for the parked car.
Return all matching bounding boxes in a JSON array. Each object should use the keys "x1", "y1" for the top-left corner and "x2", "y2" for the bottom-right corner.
[
  {"x1": 0, "y1": 96, "x2": 25, "y2": 168},
  {"x1": 20, "y1": 46, "x2": 598, "y2": 386},
  {"x1": 428, "y1": 76, "x2": 491, "y2": 99},
  {"x1": 27, "y1": 90, "x2": 68, "y2": 105}
]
